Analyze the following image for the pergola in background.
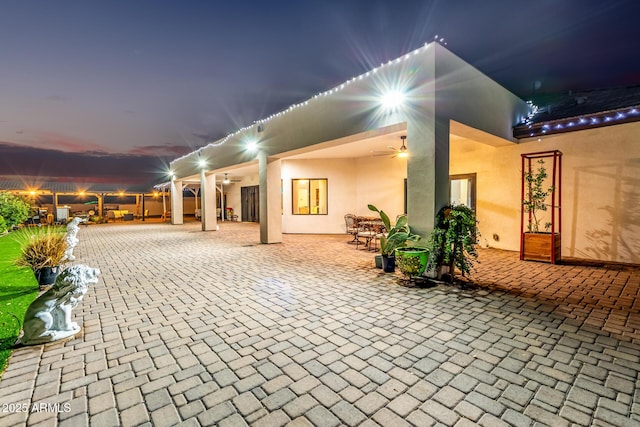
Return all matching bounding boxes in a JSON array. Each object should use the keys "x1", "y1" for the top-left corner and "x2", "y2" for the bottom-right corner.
[
  {"x1": 154, "y1": 180, "x2": 229, "y2": 221},
  {"x1": 0, "y1": 181, "x2": 160, "y2": 221}
]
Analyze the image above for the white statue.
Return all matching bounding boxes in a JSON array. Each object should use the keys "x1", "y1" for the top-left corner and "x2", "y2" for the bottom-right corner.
[
  {"x1": 62, "y1": 217, "x2": 87, "y2": 261},
  {"x1": 20, "y1": 265, "x2": 100, "y2": 345}
]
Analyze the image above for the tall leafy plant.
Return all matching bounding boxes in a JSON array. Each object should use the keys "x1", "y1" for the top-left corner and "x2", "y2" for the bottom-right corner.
[
  {"x1": 427, "y1": 204, "x2": 479, "y2": 281},
  {"x1": 367, "y1": 204, "x2": 420, "y2": 256},
  {"x1": 523, "y1": 159, "x2": 554, "y2": 233}
]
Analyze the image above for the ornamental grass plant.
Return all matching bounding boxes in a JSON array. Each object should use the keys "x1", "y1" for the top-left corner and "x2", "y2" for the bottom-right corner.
[{"x1": 14, "y1": 226, "x2": 67, "y2": 270}]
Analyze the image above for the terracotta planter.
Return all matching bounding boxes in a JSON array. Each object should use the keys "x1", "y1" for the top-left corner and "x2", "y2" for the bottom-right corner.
[{"x1": 522, "y1": 232, "x2": 561, "y2": 263}]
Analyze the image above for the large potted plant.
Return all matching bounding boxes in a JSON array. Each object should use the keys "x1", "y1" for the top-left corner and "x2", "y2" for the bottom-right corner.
[
  {"x1": 368, "y1": 204, "x2": 420, "y2": 272},
  {"x1": 395, "y1": 246, "x2": 429, "y2": 282},
  {"x1": 427, "y1": 204, "x2": 479, "y2": 282},
  {"x1": 522, "y1": 158, "x2": 560, "y2": 263},
  {"x1": 15, "y1": 227, "x2": 68, "y2": 290}
]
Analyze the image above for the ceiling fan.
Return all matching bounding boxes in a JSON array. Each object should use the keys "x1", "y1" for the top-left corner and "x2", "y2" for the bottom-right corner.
[
  {"x1": 371, "y1": 135, "x2": 408, "y2": 158},
  {"x1": 221, "y1": 173, "x2": 242, "y2": 184}
]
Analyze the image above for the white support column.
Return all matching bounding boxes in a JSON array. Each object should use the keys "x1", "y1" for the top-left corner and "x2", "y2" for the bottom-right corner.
[
  {"x1": 170, "y1": 179, "x2": 184, "y2": 225},
  {"x1": 407, "y1": 114, "x2": 450, "y2": 238},
  {"x1": 201, "y1": 170, "x2": 218, "y2": 231},
  {"x1": 258, "y1": 151, "x2": 282, "y2": 244}
]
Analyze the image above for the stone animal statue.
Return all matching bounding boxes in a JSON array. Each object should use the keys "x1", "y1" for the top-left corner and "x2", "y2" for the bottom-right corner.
[
  {"x1": 62, "y1": 217, "x2": 87, "y2": 261},
  {"x1": 20, "y1": 265, "x2": 100, "y2": 345}
]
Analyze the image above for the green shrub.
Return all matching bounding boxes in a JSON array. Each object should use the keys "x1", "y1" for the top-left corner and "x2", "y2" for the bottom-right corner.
[
  {"x1": 427, "y1": 204, "x2": 479, "y2": 281},
  {"x1": 0, "y1": 192, "x2": 30, "y2": 229}
]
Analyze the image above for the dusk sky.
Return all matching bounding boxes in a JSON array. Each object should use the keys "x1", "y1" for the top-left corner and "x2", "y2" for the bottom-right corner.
[{"x1": 1, "y1": 0, "x2": 638, "y2": 188}]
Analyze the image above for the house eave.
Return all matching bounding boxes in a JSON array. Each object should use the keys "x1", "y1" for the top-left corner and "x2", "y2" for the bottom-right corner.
[{"x1": 514, "y1": 105, "x2": 640, "y2": 139}]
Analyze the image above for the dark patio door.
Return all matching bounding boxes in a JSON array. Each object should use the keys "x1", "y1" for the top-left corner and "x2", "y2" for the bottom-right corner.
[{"x1": 241, "y1": 185, "x2": 259, "y2": 222}]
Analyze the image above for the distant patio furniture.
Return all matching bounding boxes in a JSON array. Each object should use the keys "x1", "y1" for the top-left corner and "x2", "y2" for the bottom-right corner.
[
  {"x1": 344, "y1": 214, "x2": 360, "y2": 244},
  {"x1": 161, "y1": 211, "x2": 171, "y2": 222},
  {"x1": 107, "y1": 210, "x2": 129, "y2": 222},
  {"x1": 135, "y1": 210, "x2": 149, "y2": 219},
  {"x1": 356, "y1": 220, "x2": 380, "y2": 251}
]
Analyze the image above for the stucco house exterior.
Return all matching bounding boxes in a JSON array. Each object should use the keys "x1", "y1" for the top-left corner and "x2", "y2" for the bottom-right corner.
[{"x1": 166, "y1": 42, "x2": 640, "y2": 265}]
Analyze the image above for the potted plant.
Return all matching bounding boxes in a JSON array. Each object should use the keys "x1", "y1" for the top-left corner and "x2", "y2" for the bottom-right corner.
[
  {"x1": 14, "y1": 227, "x2": 68, "y2": 289},
  {"x1": 395, "y1": 245, "x2": 429, "y2": 282},
  {"x1": 368, "y1": 204, "x2": 420, "y2": 272},
  {"x1": 427, "y1": 204, "x2": 479, "y2": 283},
  {"x1": 522, "y1": 158, "x2": 560, "y2": 263}
]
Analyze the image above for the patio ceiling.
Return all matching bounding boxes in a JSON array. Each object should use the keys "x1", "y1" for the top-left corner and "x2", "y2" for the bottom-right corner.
[{"x1": 188, "y1": 120, "x2": 513, "y2": 184}]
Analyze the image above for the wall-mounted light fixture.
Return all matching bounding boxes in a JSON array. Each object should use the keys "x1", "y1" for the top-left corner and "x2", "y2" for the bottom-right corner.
[{"x1": 223, "y1": 173, "x2": 230, "y2": 184}]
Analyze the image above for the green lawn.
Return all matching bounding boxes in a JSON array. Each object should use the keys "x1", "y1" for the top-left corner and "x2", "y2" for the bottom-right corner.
[{"x1": 0, "y1": 232, "x2": 39, "y2": 376}]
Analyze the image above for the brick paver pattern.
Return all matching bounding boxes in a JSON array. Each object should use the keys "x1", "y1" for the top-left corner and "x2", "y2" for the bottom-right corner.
[{"x1": 1, "y1": 222, "x2": 639, "y2": 426}]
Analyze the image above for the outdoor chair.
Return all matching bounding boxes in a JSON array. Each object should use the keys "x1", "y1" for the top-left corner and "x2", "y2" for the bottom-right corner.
[
  {"x1": 371, "y1": 223, "x2": 387, "y2": 252},
  {"x1": 356, "y1": 221, "x2": 377, "y2": 250},
  {"x1": 344, "y1": 214, "x2": 360, "y2": 244}
]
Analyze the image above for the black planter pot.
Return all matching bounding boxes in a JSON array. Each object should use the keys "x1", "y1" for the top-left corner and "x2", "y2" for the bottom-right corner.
[
  {"x1": 35, "y1": 266, "x2": 61, "y2": 289},
  {"x1": 382, "y1": 255, "x2": 395, "y2": 272},
  {"x1": 374, "y1": 255, "x2": 382, "y2": 269}
]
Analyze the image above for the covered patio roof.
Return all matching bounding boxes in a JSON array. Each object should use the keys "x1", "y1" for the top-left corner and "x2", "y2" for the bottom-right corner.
[{"x1": 0, "y1": 180, "x2": 156, "y2": 197}]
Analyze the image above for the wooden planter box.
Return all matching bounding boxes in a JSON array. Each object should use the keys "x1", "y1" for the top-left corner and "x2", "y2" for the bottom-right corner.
[{"x1": 522, "y1": 232, "x2": 561, "y2": 263}]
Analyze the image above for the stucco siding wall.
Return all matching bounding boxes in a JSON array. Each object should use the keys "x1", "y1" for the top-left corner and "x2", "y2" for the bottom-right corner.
[
  {"x1": 225, "y1": 175, "x2": 259, "y2": 220},
  {"x1": 451, "y1": 121, "x2": 640, "y2": 264},
  {"x1": 355, "y1": 156, "x2": 407, "y2": 221},
  {"x1": 279, "y1": 157, "x2": 406, "y2": 234},
  {"x1": 434, "y1": 44, "x2": 529, "y2": 142},
  {"x1": 281, "y1": 159, "x2": 356, "y2": 234}
]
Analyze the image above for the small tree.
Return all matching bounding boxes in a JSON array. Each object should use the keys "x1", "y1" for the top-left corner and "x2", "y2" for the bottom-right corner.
[
  {"x1": 0, "y1": 192, "x2": 30, "y2": 229},
  {"x1": 523, "y1": 159, "x2": 554, "y2": 232},
  {"x1": 427, "y1": 204, "x2": 479, "y2": 282}
]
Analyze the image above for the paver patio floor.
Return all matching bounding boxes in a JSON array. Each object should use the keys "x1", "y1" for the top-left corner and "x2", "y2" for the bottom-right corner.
[{"x1": 1, "y1": 222, "x2": 639, "y2": 426}]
